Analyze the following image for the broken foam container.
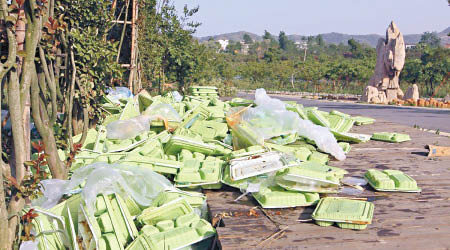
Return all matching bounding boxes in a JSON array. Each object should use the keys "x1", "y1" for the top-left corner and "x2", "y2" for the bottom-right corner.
[
  {"x1": 252, "y1": 185, "x2": 320, "y2": 208},
  {"x1": 206, "y1": 106, "x2": 225, "y2": 119},
  {"x1": 228, "y1": 97, "x2": 254, "y2": 107},
  {"x1": 48, "y1": 194, "x2": 82, "y2": 249},
  {"x1": 175, "y1": 157, "x2": 223, "y2": 188},
  {"x1": 73, "y1": 128, "x2": 98, "y2": 151},
  {"x1": 126, "y1": 216, "x2": 215, "y2": 250},
  {"x1": 338, "y1": 142, "x2": 352, "y2": 154},
  {"x1": 265, "y1": 142, "x2": 312, "y2": 162},
  {"x1": 189, "y1": 120, "x2": 229, "y2": 140},
  {"x1": 352, "y1": 116, "x2": 375, "y2": 125},
  {"x1": 308, "y1": 151, "x2": 329, "y2": 164},
  {"x1": 371, "y1": 132, "x2": 411, "y2": 143},
  {"x1": 152, "y1": 190, "x2": 206, "y2": 209},
  {"x1": 137, "y1": 198, "x2": 193, "y2": 226},
  {"x1": 332, "y1": 131, "x2": 371, "y2": 143},
  {"x1": 229, "y1": 120, "x2": 264, "y2": 149},
  {"x1": 311, "y1": 197, "x2": 374, "y2": 230},
  {"x1": 120, "y1": 155, "x2": 182, "y2": 175},
  {"x1": 164, "y1": 134, "x2": 217, "y2": 156},
  {"x1": 229, "y1": 152, "x2": 289, "y2": 181},
  {"x1": 327, "y1": 115, "x2": 355, "y2": 133},
  {"x1": 119, "y1": 98, "x2": 140, "y2": 121},
  {"x1": 230, "y1": 145, "x2": 267, "y2": 159},
  {"x1": 178, "y1": 104, "x2": 211, "y2": 130},
  {"x1": 103, "y1": 131, "x2": 156, "y2": 153},
  {"x1": 267, "y1": 133, "x2": 297, "y2": 145},
  {"x1": 221, "y1": 163, "x2": 257, "y2": 189},
  {"x1": 330, "y1": 110, "x2": 351, "y2": 118},
  {"x1": 30, "y1": 208, "x2": 69, "y2": 250},
  {"x1": 137, "y1": 92, "x2": 154, "y2": 112},
  {"x1": 364, "y1": 169, "x2": 421, "y2": 192},
  {"x1": 78, "y1": 194, "x2": 138, "y2": 250},
  {"x1": 276, "y1": 164, "x2": 341, "y2": 193},
  {"x1": 307, "y1": 109, "x2": 331, "y2": 127}
]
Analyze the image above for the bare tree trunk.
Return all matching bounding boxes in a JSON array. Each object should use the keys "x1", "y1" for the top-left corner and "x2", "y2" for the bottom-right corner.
[
  {"x1": 0, "y1": 75, "x2": 9, "y2": 250},
  {"x1": 31, "y1": 70, "x2": 67, "y2": 179}
]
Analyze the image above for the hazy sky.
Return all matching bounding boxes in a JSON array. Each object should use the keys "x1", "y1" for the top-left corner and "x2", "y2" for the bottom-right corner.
[{"x1": 174, "y1": 0, "x2": 449, "y2": 37}]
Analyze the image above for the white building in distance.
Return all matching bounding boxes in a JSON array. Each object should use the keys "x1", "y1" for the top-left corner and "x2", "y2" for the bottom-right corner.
[{"x1": 218, "y1": 40, "x2": 229, "y2": 51}]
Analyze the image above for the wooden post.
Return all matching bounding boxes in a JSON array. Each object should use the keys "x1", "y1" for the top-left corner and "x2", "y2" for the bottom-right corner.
[{"x1": 128, "y1": 0, "x2": 137, "y2": 92}]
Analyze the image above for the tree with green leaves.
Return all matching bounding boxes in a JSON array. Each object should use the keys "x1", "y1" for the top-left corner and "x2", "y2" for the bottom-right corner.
[
  {"x1": 263, "y1": 30, "x2": 272, "y2": 40},
  {"x1": 278, "y1": 31, "x2": 289, "y2": 51},
  {"x1": 139, "y1": 0, "x2": 200, "y2": 92},
  {"x1": 316, "y1": 34, "x2": 325, "y2": 47},
  {"x1": 243, "y1": 33, "x2": 253, "y2": 44},
  {"x1": 0, "y1": 0, "x2": 123, "y2": 247},
  {"x1": 419, "y1": 31, "x2": 441, "y2": 48}
]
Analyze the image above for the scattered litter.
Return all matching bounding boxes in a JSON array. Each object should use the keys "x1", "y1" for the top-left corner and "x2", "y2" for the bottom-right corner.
[
  {"x1": 27, "y1": 86, "x2": 408, "y2": 247},
  {"x1": 107, "y1": 86, "x2": 133, "y2": 104},
  {"x1": 311, "y1": 197, "x2": 374, "y2": 230},
  {"x1": 339, "y1": 186, "x2": 364, "y2": 196},
  {"x1": 341, "y1": 177, "x2": 368, "y2": 186},
  {"x1": 106, "y1": 115, "x2": 151, "y2": 140},
  {"x1": 365, "y1": 169, "x2": 421, "y2": 192},
  {"x1": 371, "y1": 132, "x2": 411, "y2": 143},
  {"x1": 19, "y1": 240, "x2": 39, "y2": 250},
  {"x1": 427, "y1": 145, "x2": 450, "y2": 157}
]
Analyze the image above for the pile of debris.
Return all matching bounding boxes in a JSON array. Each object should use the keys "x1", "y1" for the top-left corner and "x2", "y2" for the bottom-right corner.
[{"x1": 23, "y1": 87, "x2": 419, "y2": 249}]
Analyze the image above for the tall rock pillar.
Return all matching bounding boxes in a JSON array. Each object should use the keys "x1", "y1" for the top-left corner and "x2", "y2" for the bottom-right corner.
[{"x1": 363, "y1": 21, "x2": 406, "y2": 103}]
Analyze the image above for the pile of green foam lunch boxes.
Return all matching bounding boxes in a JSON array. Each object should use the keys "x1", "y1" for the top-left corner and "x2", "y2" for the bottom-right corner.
[{"x1": 27, "y1": 87, "x2": 423, "y2": 249}]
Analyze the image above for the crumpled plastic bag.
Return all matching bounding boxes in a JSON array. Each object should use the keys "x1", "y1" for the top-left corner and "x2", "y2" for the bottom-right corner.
[
  {"x1": 34, "y1": 163, "x2": 173, "y2": 215},
  {"x1": 107, "y1": 87, "x2": 133, "y2": 104},
  {"x1": 19, "y1": 240, "x2": 38, "y2": 250},
  {"x1": 227, "y1": 89, "x2": 346, "y2": 161},
  {"x1": 143, "y1": 103, "x2": 182, "y2": 122},
  {"x1": 106, "y1": 115, "x2": 151, "y2": 140},
  {"x1": 171, "y1": 91, "x2": 183, "y2": 102}
]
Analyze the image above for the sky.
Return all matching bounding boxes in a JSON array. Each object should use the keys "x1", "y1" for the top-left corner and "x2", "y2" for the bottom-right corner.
[{"x1": 174, "y1": 0, "x2": 449, "y2": 37}]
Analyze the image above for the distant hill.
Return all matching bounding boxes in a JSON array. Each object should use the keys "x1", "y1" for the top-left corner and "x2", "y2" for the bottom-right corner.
[
  {"x1": 197, "y1": 31, "x2": 263, "y2": 43},
  {"x1": 196, "y1": 27, "x2": 450, "y2": 47}
]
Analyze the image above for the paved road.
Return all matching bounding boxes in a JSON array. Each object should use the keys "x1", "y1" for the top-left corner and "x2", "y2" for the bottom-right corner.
[{"x1": 238, "y1": 92, "x2": 450, "y2": 133}]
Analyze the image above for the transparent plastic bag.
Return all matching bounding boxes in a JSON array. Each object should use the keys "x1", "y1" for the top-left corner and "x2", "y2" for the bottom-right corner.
[
  {"x1": 227, "y1": 89, "x2": 345, "y2": 160},
  {"x1": 33, "y1": 179, "x2": 68, "y2": 209},
  {"x1": 19, "y1": 240, "x2": 38, "y2": 250},
  {"x1": 107, "y1": 87, "x2": 133, "y2": 104},
  {"x1": 341, "y1": 177, "x2": 368, "y2": 186},
  {"x1": 34, "y1": 162, "x2": 173, "y2": 215},
  {"x1": 172, "y1": 91, "x2": 183, "y2": 102},
  {"x1": 106, "y1": 115, "x2": 151, "y2": 140},
  {"x1": 143, "y1": 103, "x2": 182, "y2": 122}
]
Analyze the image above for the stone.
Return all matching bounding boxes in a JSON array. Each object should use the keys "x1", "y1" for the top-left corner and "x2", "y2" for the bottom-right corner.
[
  {"x1": 362, "y1": 86, "x2": 379, "y2": 102},
  {"x1": 364, "y1": 21, "x2": 406, "y2": 103},
  {"x1": 397, "y1": 88, "x2": 404, "y2": 99},
  {"x1": 403, "y1": 84, "x2": 419, "y2": 102},
  {"x1": 444, "y1": 94, "x2": 450, "y2": 103},
  {"x1": 386, "y1": 89, "x2": 398, "y2": 102},
  {"x1": 418, "y1": 98, "x2": 425, "y2": 106},
  {"x1": 378, "y1": 91, "x2": 387, "y2": 104}
]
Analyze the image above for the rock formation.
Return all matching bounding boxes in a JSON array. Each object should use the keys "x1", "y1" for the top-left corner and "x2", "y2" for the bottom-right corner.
[
  {"x1": 403, "y1": 84, "x2": 419, "y2": 102},
  {"x1": 362, "y1": 21, "x2": 406, "y2": 103}
]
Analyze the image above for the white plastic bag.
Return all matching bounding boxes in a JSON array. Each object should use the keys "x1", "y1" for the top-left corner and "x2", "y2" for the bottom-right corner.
[
  {"x1": 106, "y1": 115, "x2": 151, "y2": 140},
  {"x1": 171, "y1": 91, "x2": 183, "y2": 102},
  {"x1": 143, "y1": 103, "x2": 181, "y2": 122},
  {"x1": 34, "y1": 163, "x2": 173, "y2": 215},
  {"x1": 33, "y1": 179, "x2": 68, "y2": 209},
  {"x1": 239, "y1": 89, "x2": 346, "y2": 160},
  {"x1": 107, "y1": 87, "x2": 133, "y2": 104},
  {"x1": 19, "y1": 240, "x2": 38, "y2": 250}
]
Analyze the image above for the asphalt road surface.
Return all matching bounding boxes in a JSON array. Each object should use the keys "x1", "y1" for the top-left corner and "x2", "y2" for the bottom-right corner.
[{"x1": 238, "y1": 92, "x2": 450, "y2": 133}]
